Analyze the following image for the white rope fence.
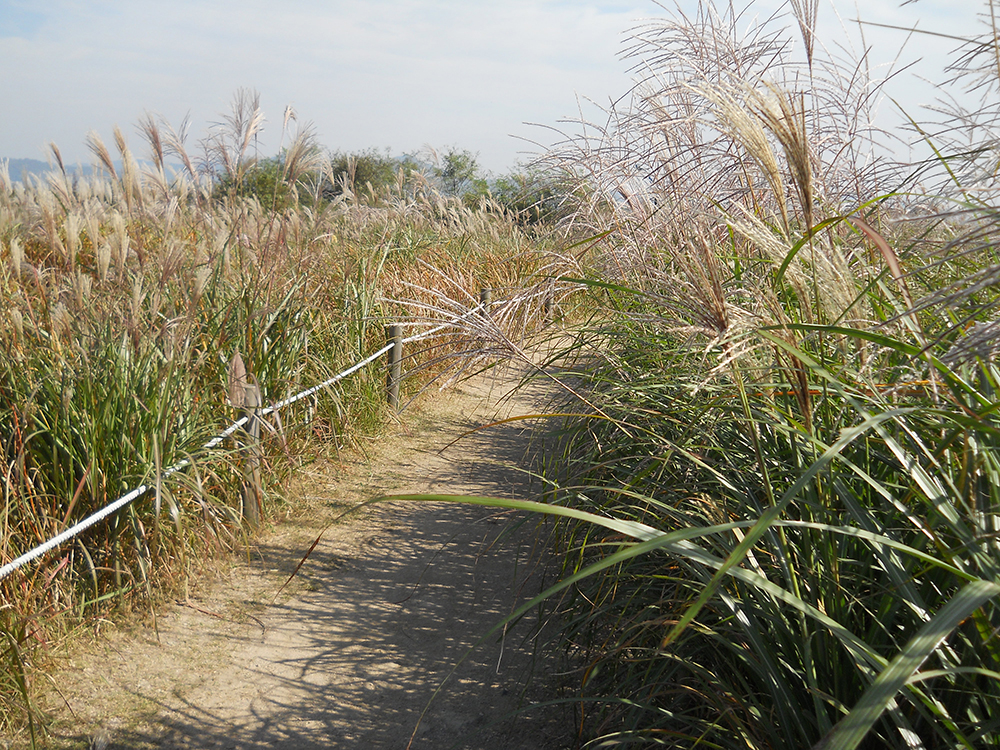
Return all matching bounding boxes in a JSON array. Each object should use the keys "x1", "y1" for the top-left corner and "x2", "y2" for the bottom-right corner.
[
  {"x1": 402, "y1": 309, "x2": 478, "y2": 345},
  {"x1": 0, "y1": 299, "x2": 500, "y2": 582}
]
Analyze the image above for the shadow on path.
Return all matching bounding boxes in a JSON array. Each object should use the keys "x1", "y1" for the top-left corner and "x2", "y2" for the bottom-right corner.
[{"x1": 45, "y1": 364, "x2": 577, "y2": 750}]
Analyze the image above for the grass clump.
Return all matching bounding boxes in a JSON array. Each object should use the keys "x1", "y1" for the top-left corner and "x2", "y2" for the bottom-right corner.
[
  {"x1": 517, "y1": 2, "x2": 1000, "y2": 747},
  {"x1": 0, "y1": 90, "x2": 554, "y2": 743}
]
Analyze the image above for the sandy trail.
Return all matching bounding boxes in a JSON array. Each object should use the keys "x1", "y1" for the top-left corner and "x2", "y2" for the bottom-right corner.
[{"x1": 38, "y1": 360, "x2": 575, "y2": 750}]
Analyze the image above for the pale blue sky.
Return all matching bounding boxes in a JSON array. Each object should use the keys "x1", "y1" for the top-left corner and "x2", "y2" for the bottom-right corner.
[{"x1": 0, "y1": 1, "x2": 986, "y2": 174}]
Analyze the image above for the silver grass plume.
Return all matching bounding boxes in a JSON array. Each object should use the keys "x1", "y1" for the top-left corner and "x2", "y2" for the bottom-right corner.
[{"x1": 86, "y1": 131, "x2": 117, "y2": 180}]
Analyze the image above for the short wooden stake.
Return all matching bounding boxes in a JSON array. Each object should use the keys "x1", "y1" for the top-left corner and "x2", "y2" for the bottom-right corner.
[
  {"x1": 240, "y1": 382, "x2": 262, "y2": 529},
  {"x1": 480, "y1": 287, "x2": 492, "y2": 316},
  {"x1": 386, "y1": 324, "x2": 402, "y2": 410},
  {"x1": 544, "y1": 293, "x2": 555, "y2": 324},
  {"x1": 228, "y1": 351, "x2": 262, "y2": 529}
]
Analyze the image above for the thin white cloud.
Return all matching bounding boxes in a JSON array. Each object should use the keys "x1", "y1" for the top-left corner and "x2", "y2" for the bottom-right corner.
[
  {"x1": 0, "y1": 0, "x2": 989, "y2": 172},
  {"x1": 0, "y1": 0, "x2": 655, "y2": 172}
]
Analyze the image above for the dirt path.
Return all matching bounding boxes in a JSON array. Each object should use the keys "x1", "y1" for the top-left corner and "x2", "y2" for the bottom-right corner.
[{"x1": 37, "y1": 359, "x2": 575, "y2": 750}]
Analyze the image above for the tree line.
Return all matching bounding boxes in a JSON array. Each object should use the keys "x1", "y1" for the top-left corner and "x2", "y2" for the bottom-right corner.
[{"x1": 213, "y1": 143, "x2": 565, "y2": 225}]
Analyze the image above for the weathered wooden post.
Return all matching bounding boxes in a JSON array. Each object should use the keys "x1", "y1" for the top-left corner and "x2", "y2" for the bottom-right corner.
[
  {"x1": 544, "y1": 293, "x2": 555, "y2": 324},
  {"x1": 241, "y1": 382, "x2": 262, "y2": 528},
  {"x1": 228, "y1": 351, "x2": 262, "y2": 528},
  {"x1": 386, "y1": 324, "x2": 402, "y2": 411},
  {"x1": 480, "y1": 287, "x2": 492, "y2": 316}
]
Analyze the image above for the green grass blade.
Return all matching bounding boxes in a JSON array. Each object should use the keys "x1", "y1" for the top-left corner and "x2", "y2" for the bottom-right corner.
[
  {"x1": 375, "y1": 493, "x2": 664, "y2": 541},
  {"x1": 378, "y1": 493, "x2": 888, "y2": 673},
  {"x1": 819, "y1": 580, "x2": 1000, "y2": 750},
  {"x1": 661, "y1": 408, "x2": 903, "y2": 649}
]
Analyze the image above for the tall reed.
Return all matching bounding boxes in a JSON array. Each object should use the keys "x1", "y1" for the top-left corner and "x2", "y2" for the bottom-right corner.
[
  {"x1": 509, "y1": 2, "x2": 1000, "y2": 747},
  {"x1": 0, "y1": 91, "x2": 549, "y2": 743}
]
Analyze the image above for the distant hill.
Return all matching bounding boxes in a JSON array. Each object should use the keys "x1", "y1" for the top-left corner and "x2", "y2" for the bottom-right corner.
[
  {"x1": 1, "y1": 157, "x2": 189, "y2": 183},
  {"x1": 2, "y1": 157, "x2": 102, "y2": 182},
  {"x1": 3, "y1": 157, "x2": 53, "y2": 179}
]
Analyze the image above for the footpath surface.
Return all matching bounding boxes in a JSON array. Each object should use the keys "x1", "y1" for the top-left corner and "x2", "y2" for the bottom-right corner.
[{"x1": 37, "y1": 359, "x2": 575, "y2": 750}]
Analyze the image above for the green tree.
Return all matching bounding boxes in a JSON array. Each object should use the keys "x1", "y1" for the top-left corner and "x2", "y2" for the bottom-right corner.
[
  {"x1": 433, "y1": 147, "x2": 484, "y2": 198},
  {"x1": 213, "y1": 153, "x2": 322, "y2": 211},
  {"x1": 490, "y1": 167, "x2": 567, "y2": 225},
  {"x1": 324, "y1": 148, "x2": 405, "y2": 202},
  {"x1": 213, "y1": 156, "x2": 288, "y2": 210}
]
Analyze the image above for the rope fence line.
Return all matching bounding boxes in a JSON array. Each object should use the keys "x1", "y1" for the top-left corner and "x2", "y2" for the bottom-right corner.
[
  {"x1": 0, "y1": 294, "x2": 518, "y2": 583},
  {"x1": 400, "y1": 301, "x2": 486, "y2": 345}
]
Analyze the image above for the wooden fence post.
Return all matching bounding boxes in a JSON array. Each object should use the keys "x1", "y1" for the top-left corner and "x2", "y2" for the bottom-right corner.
[
  {"x1": 241, "y1": 382, "x2": 262, "y2": 528},
  {"x1": 480, "y1": 287, "x2": 492, "y2": 316},
  {"x1": 386, "y1": 324, "x2": 402, "y2": 411},
  {"x1": 228, "y1": 351, "x2": 262, "y2": 529}
]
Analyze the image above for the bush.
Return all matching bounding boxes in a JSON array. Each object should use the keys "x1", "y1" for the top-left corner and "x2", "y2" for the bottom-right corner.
[
  {"x1": 522, "y1": 2, "x2": 1000, "y2": 747},
  {"x1": 323, "y1": 148, "x2": 414, "y2": 203},
  {"x1": 213, "y1": 156, "x2": 295, "y2": 210},
  {"x1": 490, "y1": 168, "x2": 568, "y2": 225}
]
